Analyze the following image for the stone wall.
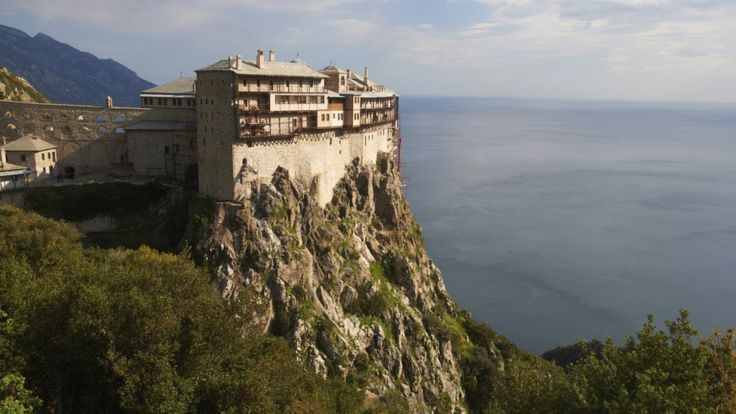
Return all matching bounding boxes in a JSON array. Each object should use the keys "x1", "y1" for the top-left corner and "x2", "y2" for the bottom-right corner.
[
  {"x1": 0, "y1": 101, "x2": 146, "y2": 176},
  {"x1": 196, "y1": 71, "x2": 237, "y2": 200},
  {"x1": 232, "y1": 122, "x2": 396, "y2": 205},
  {"x1": 0, "y1": 100, "x2": 196, "y2": 179},
  {"x1": 127, "y1": 129, "x2": 197, "y2": 181}
]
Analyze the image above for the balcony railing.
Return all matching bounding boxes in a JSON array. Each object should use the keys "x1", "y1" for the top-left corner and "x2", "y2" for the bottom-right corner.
[{"x1": 237, "y1": 84, "x2": 325, "y2": 94}]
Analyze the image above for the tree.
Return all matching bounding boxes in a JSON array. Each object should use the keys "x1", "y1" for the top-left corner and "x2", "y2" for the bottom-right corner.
[{"x1": 0, "y1": 206, "x2": 365, "y2": 413}]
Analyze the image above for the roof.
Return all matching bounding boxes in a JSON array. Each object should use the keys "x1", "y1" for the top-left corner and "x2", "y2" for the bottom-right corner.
[
  {"x1": 0, "y1": 161, "x2": 27, "y2": 175},
  {"x1": 198, "y1": 57, "x2": 328, "y2": 79},
  {"x1": 1, "y1": 135, "x2": 56, "y2": 152},
  {"x1": 142, "y1": 77, "x2": 196, "y2": 95},
  {"x1": 321, "y1": 64, "x2": 346, "y2": 73},
  {"x1": 360, "y1": 91, "x2": 397, "y2": 98},
  {"x1": 124, "y1": 120, "x2": 196, "y2": 131}
]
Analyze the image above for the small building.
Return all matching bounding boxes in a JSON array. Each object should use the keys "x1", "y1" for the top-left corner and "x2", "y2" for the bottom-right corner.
[
  {"x1": 0, "y1": 135, "x2": 57, "y2": 178},
  {"x1": 0, "y1": 146, "x2": 29, "y2": 191},
  {"x1": 140, "y1": 77, "x2": 196, "y2": 109}
]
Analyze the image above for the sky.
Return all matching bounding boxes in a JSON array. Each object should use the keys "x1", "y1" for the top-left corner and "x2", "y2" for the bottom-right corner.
[{"x1": 2, "y1": 0, "x2": 736, "y2": 102}]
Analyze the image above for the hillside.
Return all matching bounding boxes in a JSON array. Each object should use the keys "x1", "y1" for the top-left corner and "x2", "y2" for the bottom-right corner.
[
  {"x1": 0, "y1": 66, "x2": 47, "y2": 103},
  {"x1": 5, "y1": 158, "x2": 736, "y2": 413},
  {"x1": 0, "y1": 24, "x2": 153, "y2": 107}
]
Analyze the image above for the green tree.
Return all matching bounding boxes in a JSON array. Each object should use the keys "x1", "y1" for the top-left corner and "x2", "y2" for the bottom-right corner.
[
  {"x1": 0, "y1": 206, "x2": 365, "y2": 413},
  {"x1": 570, "y1": 310, "x2": 711, "y2": 413}
]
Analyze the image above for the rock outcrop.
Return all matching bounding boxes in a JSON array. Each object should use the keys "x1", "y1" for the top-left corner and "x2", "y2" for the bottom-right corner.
[
  {"x1": 186, "y1": 154, "x2": 469, "y2": 412},
  {"x1": 0, "y1": 66, "x2": 48, "y2": 103}
]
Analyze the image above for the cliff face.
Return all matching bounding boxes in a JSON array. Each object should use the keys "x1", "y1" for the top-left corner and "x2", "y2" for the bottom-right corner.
[
  {"x1": 0, "y1": 66, "x2": 48, "y2": 103},
  {"x1": 186, "y1": 154, "x2": 472, "y2": 412}
]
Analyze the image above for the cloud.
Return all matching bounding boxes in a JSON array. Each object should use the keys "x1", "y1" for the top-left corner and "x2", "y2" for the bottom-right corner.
[
  {"x1": 3, "y1": 0, "x2": 377, "y2": 32},
  {"x1": 3, "y1": 0, "x2": 735, "y2": 101}
]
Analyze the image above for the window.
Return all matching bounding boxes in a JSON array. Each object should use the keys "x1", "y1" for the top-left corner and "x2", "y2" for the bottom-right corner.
[
  {"x1": 43, "y1": 167, "x2": 46, "y2": 174},
  {"x1": 310, "y1": 96, "x2": 317, "y2": 104},
  {"x1": 286, "y1": 80, "x2": 290, "y2": 89},
  {"x1": 41, "y1": 153, "x2": 45, "y2": 161},
  {"x1": 319, "y1": 96, "x2": 325, "y2": 104},
  {"x1": 340, "y1": 77, "x2": 345, "y2": 85},
  {"x1": 299, "y1": 96, "x2": 306, "y2": 104},
  {"x1": 52, "y1": 152, "x2": 56, "y2": 161},
  {"x1": 269, "y1": 80, "x2": 274, "y2": 91},
  {"x1": 20, "y1": 154, "x2": 26, "y2": 162},
  {"x1": 299, "y1": 80, "x2": 303, "y2": 88},
  {"x1": 164, "y1": 146, "x2": 170, "y2": 154},
  {"x1": 257, "y1": 79, "x2": 261, "y2": 88}
]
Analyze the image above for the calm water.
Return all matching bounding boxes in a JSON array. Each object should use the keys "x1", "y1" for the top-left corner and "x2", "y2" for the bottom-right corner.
[{"x1": 401, "y1": 96, "x2": 736, "y2": 353}]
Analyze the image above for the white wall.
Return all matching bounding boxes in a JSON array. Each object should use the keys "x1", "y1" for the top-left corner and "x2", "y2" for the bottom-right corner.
[{"x1": 231, "y1": 123, "x2": 395, "y2": 206}]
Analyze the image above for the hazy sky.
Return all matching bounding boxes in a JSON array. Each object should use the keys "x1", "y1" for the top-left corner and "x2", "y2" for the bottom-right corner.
[{"x1": 3, "y1": 0, "x2": 735, "y2": 102}]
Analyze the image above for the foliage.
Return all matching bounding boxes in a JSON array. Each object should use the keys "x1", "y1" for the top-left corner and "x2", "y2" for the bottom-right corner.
[
  {"x1": 569, "y1": 310, "x2": 715, "y2": 413},
  {"x1": 458, "y1": 308, "x2": 736, "y2": 414},
  {"x1": 0, "y1": 66, "x2": 48, "y2": 103},
  {"x1": 0, "y1": 206, "x2": 364, "y2": 413}
]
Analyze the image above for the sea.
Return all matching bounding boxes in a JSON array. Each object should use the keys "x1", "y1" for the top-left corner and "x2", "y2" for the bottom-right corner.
[{"x1": 400, "y1": 96, "x2": 736, "y2": 353}]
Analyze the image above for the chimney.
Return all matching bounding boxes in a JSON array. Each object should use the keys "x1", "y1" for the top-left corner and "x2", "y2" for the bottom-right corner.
[
  {"x1": 0, "y1": 137, "x2": 5, "y2": 168},
  {"x1": 256, "y1": 49, "x2": 265, "y2": 67},
  {"x1": 363, "y1": 66, "x2": 369, "y2": 86},
  {"x1": 347, "y1": 69, "x2": 352, "y2": 79},
  {"x1": 227, "y1": 54, "x2": 232, "y2": 68},
  {"x1": 106, "y1": 96, "x2": 113, "y2": 108},
  {"x1": 235, "y1": 53, "x2": 241, "y2": 70},
  {"x1": 269, "y1": 50, "x2": 276, "y2": 62}
]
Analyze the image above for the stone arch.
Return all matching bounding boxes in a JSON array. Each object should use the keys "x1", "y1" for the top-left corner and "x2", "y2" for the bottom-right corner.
[
  {"x1": 94, "y1": 114, "x2": 108, "y2": 122},
  {"x1": 114, "y1": 115, "x2": 125, "y2": 123},
  {"x1": 62, "y1": 142, "x2": 81, "y2": 158},
  {"x1": 114, "y1": 127, "x2": 125, "y2": 134},
  {"x1": 5, "y1": 123, "x2": 15, "y2": 131},
  {"x1": 61, "y1": 125, "x2": 74, "y2": 138},
  {"x1": 64, "y1": 166, "x2": 76, "y2": 179},
  {"x1": 3, "y1": 111, "x2": 13, "y2": 119},
  {"x1": 98, "y1": 126, "x2": 109, "y2": 134},
  {"x1": 42, "y1": 112, "x2": 52, "y2": 121}
]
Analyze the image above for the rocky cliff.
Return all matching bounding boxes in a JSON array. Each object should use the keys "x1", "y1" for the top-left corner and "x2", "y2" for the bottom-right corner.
[
  {"x1": 0, "y1": 66, "x2": 48, "y2": 103},
  {"x1": 185, "y1": 154, "x2": 485, "y2": 412}
]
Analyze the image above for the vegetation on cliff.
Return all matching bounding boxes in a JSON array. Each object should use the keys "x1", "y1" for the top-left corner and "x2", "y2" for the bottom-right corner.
[
  {"x1": 0, "y1": 67, "x2": 48, "y2": 103},
  {"x1": 0, "y1": 206, "x2": 364, "y2": 413},
  {"x1": 4, "y1": 160, "x2": 736, "y2": 413}
]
